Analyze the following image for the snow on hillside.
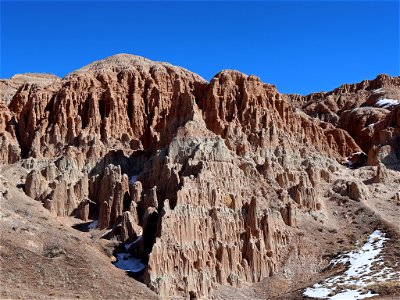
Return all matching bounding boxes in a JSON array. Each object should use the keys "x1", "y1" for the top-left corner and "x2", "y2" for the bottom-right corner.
[
  {"x1": 375, "y1": 98, "x2": 399, "y2": 109},
  {"x1": 304, "y1": 230, "x2": 400, "y2": 299}
]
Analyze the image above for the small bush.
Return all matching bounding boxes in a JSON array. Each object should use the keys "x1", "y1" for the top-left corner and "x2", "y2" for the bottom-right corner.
[
  {"x1": 15, "y1": 209, "x2": 29, "y2": 217},
  {"x1": 43, "y1": 244, "x2": 65, "y2": 258}
]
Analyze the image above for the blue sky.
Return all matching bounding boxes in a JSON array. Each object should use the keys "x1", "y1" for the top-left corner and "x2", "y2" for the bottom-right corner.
[{"x1": 1, "y1": 1, "x2": 399, "y2": 94}]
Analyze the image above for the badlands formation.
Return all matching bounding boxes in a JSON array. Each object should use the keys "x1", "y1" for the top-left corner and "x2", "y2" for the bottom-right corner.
[{"x1": 0, "y1": 54, "x2": 399, "y2": 299}]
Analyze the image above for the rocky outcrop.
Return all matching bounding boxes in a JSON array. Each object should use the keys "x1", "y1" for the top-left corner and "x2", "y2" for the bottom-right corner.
[
  {"x1": 332, "y1": 179, "x2": 369, "y2": 202},
  {"x1": 338, "y1": 107, "x2": 388, "y2": 152},
  {"x1": 288, "y1": 74, "x2": 400, "y2": 123},
  {"x1": 0, "y1": 175, "x2": 9, "y2": 200},
  {"x1": 120, "y1": 211, "x2": 142, "y2": 243},
  {"x1": 138, "y1": 123, "x2": 293, "y2": 298},
  {"x1": 24, "y1": 155, "x2": 88, "y2": 217},
  {"x1": 289, "y1": 177, "x2": 319, "y2": 210},
  {"x1": 288, "y1": 74, "x2": 400, "y2": 161},
  {"x1": 347, "y1": 151, "x2": 368, "y2": 168},
  {"x1": 199, "y1": 70, "x2": 360, "y2": 161},
  {"x1": 25, "y1": 169, "x2": 48, "y2": 199},
  {"x1": 0, "y1": 133, "x2": 20, "y2": 164},
  {"x1": 392, "y1": 191, "x2": 400, "y2": 202},
  {"x1": 372, "y1": 163, "x2": 390, "y2": 184},
  {"x1": 0, "y1": 100, "x2": 20, "y2": 164},
  {"x1": 9, "y1": 54, "x2": 207, "y2": 161},
  {"x1": 368, "y1": 106, "x2": 400, "y2": 169},
  {"x1": 0, "y1": 73, "x2": 59, "y2": 105},
  {"x1": 89, "y1": 164, "x2": 130, "y2": 230}
]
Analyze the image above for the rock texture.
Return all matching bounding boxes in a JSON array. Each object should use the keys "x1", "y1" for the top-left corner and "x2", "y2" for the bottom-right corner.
[
  {"x1": 8, "y1": 54, "x2": 207, "y2": 161},
  {"x1": 0, "y1": 100, "x2": 20, "y2": 164},
  {"x1": 199, "y1": 71, "x2": 360, "y2": 160},
  {"x1": 0, "y1": 73, "x2": 59, "y2": 105},
  {"x1": 368, "y1": 106, "x2": 400, "y2": 168},
  {"x1": 140, "y1": 122, "x2": 292, "y2": 296},
  {"x1": 1, "y1": 54, "x2": 399, "y2": 299}
]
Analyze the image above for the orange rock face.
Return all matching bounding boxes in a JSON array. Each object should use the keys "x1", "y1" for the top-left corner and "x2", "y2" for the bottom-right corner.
[
  {"x1": 0, "y1": 100, "x2": 20, "y2": 164},
  {"x1": 1, "y1": 54, "x2": 399, "y2": 298},
  {"x1": 199, "y1": 70, "x2": 360, "y2": 160},
  {"x1": 288, "y1": 74, "x2": 400, "y2": 162},
  {"x1": 8, "y1": 54, "x2": 207, "y2": 161}
]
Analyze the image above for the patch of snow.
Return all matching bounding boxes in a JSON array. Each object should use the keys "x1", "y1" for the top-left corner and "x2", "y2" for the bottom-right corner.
[
  {"x1": 304, "y1": 230, "x2": 400, "y2": 299},
  {"x1": 87, "y1": 220, "x2": 98, "y2": 229},
  {"x1": 124, "y1": 241, "x2": 134, "y2": 251},
  {"x1": 115, "y1": 236, "x2": 146, "y2": 273},
  {"x1": 114, "y1": 252, "x2": 146, "y2": 273},
  {"x1": 124, "y1": 233, "x2": 142, "y2": 250},
  {"x1": 330, "y1": 290, "x2": 375, "y2": 300},
  {"x1": 372, "y1": 88, "x2": 384, "y2": 94},
  {"x1": 304, "y1": 287, "x2": 331, "y2": 298},
  {"x1": 130, "y1": 175, "x2": 138, "y2": 184},
  {"x1": 346, "y1": 151, "x2": 363, "y2": 167},
  {"x1": 333, "y1": 230, "x2": 386, "y2": 277},
  {"x1": 375, "y1": 98, "x2": 399, "y2": 109},
  {"x1": 346, "y1": 159, "x2": 353, "y2": 169}
]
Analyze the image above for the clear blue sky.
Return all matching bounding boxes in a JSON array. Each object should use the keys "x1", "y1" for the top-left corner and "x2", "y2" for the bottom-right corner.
[{"x1": 1, "y1": 1, "x2": 399, "y2": 94}]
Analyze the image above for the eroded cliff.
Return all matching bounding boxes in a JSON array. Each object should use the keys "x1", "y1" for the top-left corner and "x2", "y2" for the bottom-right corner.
[{"x1": 1, "y1": 54, "x2": 399, "y2": 299}]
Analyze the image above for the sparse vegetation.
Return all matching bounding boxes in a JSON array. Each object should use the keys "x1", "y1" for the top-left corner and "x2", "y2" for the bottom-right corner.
[
  {"x1": 102, "y1": 238, "x2": 120, "y2": 257},
  {"x1": 368, "y1": 281, "x2": 400, "y2": 296},
  {"x1": 43, "y1": 244, "x2": 65, "y2": 258},
  {"x1": 15, "y1": 208, "x2": 29, "y2": 217}
]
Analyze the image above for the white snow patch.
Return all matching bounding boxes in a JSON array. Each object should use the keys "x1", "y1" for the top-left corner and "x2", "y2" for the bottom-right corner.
[
  {"x1": 114, "y1": 252, "x2": 145, "y2": 273},
  {"x1": 346, "y1": 159, "x2": 353, "y2": 169},
  {"x1": 115, "y1": 236, "x2": 146, "y2": 273},
  {"x1": 304, "y1": 230, "x2": 400, "y2": 299},
  {"x1": 304, "y1": 287, "x2": 331, "y2": 298},
  {"x1": 124, "y1": 233, "x2": 143, "y2": 251},
  {"x1": 330, "y1": 290, "x2": 375, "y2": 300},
  {"x1": 372, "y1": 88, "x2": 384, "y2": 94},
  {"x1": 130, "y1": 175, "x2": 138, "y2": 184},
  {"x1": 124, "y1": 241, "x2": 134, "y2": 251},
  {"x1": 375, "y1": 98, "x2": 399, "y2": 109},
  {"x1": 87, "y1": 220, "x2": 98, "y2": 229}
]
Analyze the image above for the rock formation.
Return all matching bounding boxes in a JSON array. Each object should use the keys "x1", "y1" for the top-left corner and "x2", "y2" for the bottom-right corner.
[
  {"x1": 0, "y1": 73, "x2": 59, "y2": 105},
  {"x1": 0, "y1": 99, "x2": 20, "y2": 164},
  {"x1": 6, "y1": 55, "x2": 207, "y2": 162},
  {"x1": 368, "y1": 105, "x2": 400, "y2": 168},
  {"x1": 1, "y1": 54, "x2": 399, "y2": 299}
]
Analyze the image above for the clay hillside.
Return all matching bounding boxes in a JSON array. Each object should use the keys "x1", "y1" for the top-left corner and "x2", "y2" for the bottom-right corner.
[{"x1": 1, "y1": 54, "x2": 399, "y2": 300}]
